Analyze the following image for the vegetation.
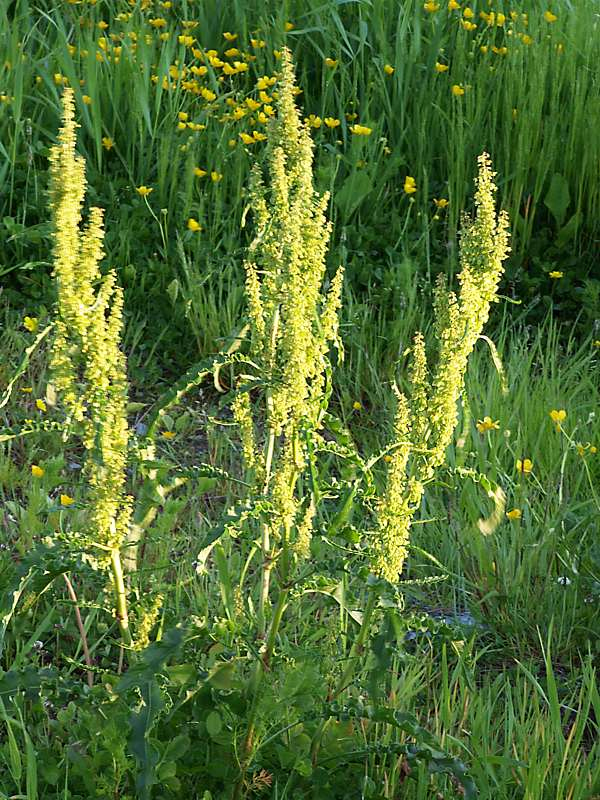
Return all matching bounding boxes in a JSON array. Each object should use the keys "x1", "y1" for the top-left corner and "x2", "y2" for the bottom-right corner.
[{"x1": 1, "y1": 1, "x2": 599, "y2": 798}]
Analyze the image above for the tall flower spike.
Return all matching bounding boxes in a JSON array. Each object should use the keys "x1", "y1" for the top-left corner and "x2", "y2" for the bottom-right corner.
[
  {"x1": 49, "y1": 89, "x2": 132, "y2": 643},
  {"x1": 373, "y1": 153, "x2": 510, "y2": 582}
]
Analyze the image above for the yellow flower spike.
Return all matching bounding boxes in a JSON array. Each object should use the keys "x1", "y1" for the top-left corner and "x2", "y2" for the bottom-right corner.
[
  {"x1": 349, "y1": 124, "x2": 372, "y2": 136},
  {"x1": 403, "y1": 176, "x2": 417, "y2": 194},
  {"x1": 544, "y1": 10, "x2": 557, "y2": 23},
  {"x1": 516, "y1": 458, "x2": 533, "y2": 474},
  {"x1": 187, "y1": 218, "x2": 202, "y2": 232},
  {"x1": 324, "y1": 117, "x2": 341, "y2": 128},
  {"x1": 324, "y1": 57, "x2": 338, "y2": 68},
  {"x1": 23, "y1": 316, "x2": 38, "y2": 332},
  {"x1": 384, "y1": 64, "x2": 395, "y2": 75},
  {"x1": 60, "y1": 494, "x2": 75, "y2": 506},
  {"x1": 435, "y1": 61, "x2": 449, "y2": 72},
  {"x1": 549, "y1": 409, "x2": 566, "y2": 424},
  {"x1": 506, "y1": 508, "x2": 522, "y2": 521},
  {"x1": 136, "y1": 185, "x2": 153, "y2": 196},
  {"x1": 31, "y1": 464, "x2": 45, "y2": 478},
  {"x1": 161, "y1": 430, "x2": 176, "y2": 439},
  {"x1": 549, "y1": 270, "x2": 563, "y2": 279},
  {"x1": 36, "y1": 398, "x2": 47, "y2": 412},
  {"x1": 451, "y1": 84, "x2": 465, "y2": 96}
]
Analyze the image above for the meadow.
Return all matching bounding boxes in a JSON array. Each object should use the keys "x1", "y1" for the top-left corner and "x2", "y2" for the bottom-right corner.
[{"x1": 1, "y1": 0, "x2": 599, "y2": 798}]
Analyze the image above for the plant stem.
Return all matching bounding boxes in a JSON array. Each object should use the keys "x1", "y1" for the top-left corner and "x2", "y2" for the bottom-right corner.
[
  {"x1": 311, "y1": 589, "x2": 378, "y2": 762},
  {"x1": 233, "y1": 583, "x2": 290, "y2": 800},
  {"x1": 110, "y1": 547, "x2": 132, "y2": 654},
  {"x1": 62, "y1": 574, "x2": 94, "y2": 689}
]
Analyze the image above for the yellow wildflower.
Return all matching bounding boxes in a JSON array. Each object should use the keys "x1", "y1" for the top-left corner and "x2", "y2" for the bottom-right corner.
[
  {"x1": 461, "y1": 20, "x2": 477, "y2": 30},
  {"x1": 506, "y1": 508, "x2": 522, "y2": 520},
  {"x1": 433, "y1": 198, "x2": 449, "y2": 208},
  {"x1": 31, "y1": 464, "x2": 45, "y2": 478},
  {"x1": 350, "y1": 124, "x2": 372, "y2": 136},
  {"x1": 21, "y1": 387, "x2": 33, "y2": 393},
  {"x1": 384, "y1": 64, "x2": 395, "y2": 75},
  {"x1": 521, "y1": 34, "x2": 533, "y2": 45},
  {"x1": 252, "y1": 131, "x2": 267, "y2": 142},
  {"x1": 240, "y1": 132, "x2": 255, "y2": 144},
  {"x1": 251, "y1": 38, "x2": 266, "y2": 48},
  {"x1": 451, "y1": 84, "x2": 465, "y2": 96},
  {"x1": 24, "y1": 316, "x2": 38, "y2": 332},
  {"x1": 448, "y1": 0, "x2": 460, "y2": 8},
  {"x1": 324, "y1": 117, "x2": 341, "y2": 128},
  {"x1": 149, "y1": 17, "x2": 167, "y2": 28},
  {"x1": 476, "y1": 416, "x2": 499, "y2": 433},
  {"x1": 353, "y1": 401, "x2": 363, "y2": 411},
  {"x1": 463, "y1": 6, "x2": 474, "y2": 17},
  {"x1": 223, "y1": 31, "x2": 237, "y2": 41},
  {"x1": 404, "y1": 176, "x2": 417, "y2": 194},
  {"x1": 211, "y1": 171, "x2": 223, "y2": 182},
  {"x1": 424, "y1": 1, "x2": 440, "y2": 11},
  {"x1": 544, "y1": 10, "x2": 557, "y2": 23},
  {"x1": 516, "y1": 458, "x2": 533, "y2": 474},
  {"x1": 285, "y1": 21, "x2": 294, "y2": 31},
  {"x1": 306, "y1": 114, "x2": 322, "y2": 128},
  {"x1": 162, "y1": 431, "x2": 176, "y2": 439},
  {"x1": 36, "y1": 398, "x2": 47, "y2": 412},
  {"x1": 435, "y1": 61, "x2": 449, "y2": 72},
  {"x1": 325, "y1": 57, "x2": 338, "y2": 68},
  {"x1": 549, "y1": 409, "x2": 566, "y2": 424},
  {"x1": 549, "y1": 270, "x2": 563, "y2": 279},
  {"x1": 194, "y1": 167, "x2": 207, "y2": 177},
  {"x1": 136, "y1": 185, "x2": 153, "y2": 196},
  {"x1": 187, "y1": 218, "x2": 202, "y2": 232},
  {"x1": 82, "y1": 95, "x2": 92, "y2": 105},
  {"x1": 60, "y1": 494, "x2": 75, "y2": 506}
]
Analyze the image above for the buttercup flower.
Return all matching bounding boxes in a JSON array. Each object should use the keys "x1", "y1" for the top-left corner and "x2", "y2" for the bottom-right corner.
[
  {"x1": 476, "y1": 416, "x2": 499, "y2": 433},
  {"x1": 452, "y1": 84, "x2": 465, "y2": 96},
  {"x1": 384, "y1": 64, "x2": 395, "y2": 75},
  {"x1": 516, "y1": 458, "x2": 533, "y2": 474},
  {"x1": 506, "y1": 508, "x2": 522, "y2": 520},
  {"x1": 187, "y1": 218, "x2": 202, "y2": 232},
  {"x1": 549, "y1": 271, "x2": 563, "y2": 279},
  {"x1": 324, "y1": 117, "x2": 341, "y2": 128},
  {"x1": 60, "y1": 494, "x2": 75, "y2": 506},
  {"x1": 136, "y1": 185, "x2": 153, "y2": 196},
  {"x1": 404, "y1": 176, "x2": 417, "y2": 194},
  {"x1": 36, "y1": 398, "x2": 47, "y2": 412},
  {"x1": 102, "y1": 137, "x2": 114, "y2": 150},
  {"x1": 350, "y1": 124, "x2": 372, "y2": 136},
  {"x1": 433, "y1": 198, "x2": 449, "y2": 208},
  {"x1": 544, "y1": 10, "x2": 557, "y2": 23},
  {"x1": 162, "y1": 431, "x2": 176, "y2": 439},
  {"x1": 31, "y1": 464, "x2": 44, "y2": 478},
  {"x1": 549, "y1": 409, "x2": 566, "y2": 424},
  {"x1": 23, "y1": 316, "x2": 38, "y2": 332},
  {"x1": 435, "y1": 62, "x2": 449, "y2": 72}
]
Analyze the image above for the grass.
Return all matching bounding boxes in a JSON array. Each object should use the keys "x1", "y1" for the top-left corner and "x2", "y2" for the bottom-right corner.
[{"x1": 1, "y1": 0, "x2": 600, "y2": 798}]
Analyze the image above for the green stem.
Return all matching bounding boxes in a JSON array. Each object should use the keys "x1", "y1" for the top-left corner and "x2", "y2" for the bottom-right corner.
[
  {"x1": 110, "y1": 547, "x2": 132, "y2": 651},
  {"x1": 233, "y1": 584, "x2": 290, "y2": 800},
  {"x1": 311, "y1": 589, "x2": 378, "y2": 762}
]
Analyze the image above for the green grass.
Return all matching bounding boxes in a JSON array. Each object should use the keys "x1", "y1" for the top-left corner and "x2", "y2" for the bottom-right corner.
[{"x1": 1, "y1": 0, "x2": 600, "y2": 797}]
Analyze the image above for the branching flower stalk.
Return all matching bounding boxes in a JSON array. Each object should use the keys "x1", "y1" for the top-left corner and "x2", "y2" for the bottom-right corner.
[
  {"x1": 232, "y1": 49, "x2": 343, "y2": 798},
  {"x1": 49, "y1": 89, "x2": 133, "y2": 648},
  {"x1": 373, "y1": 152, "x2": 511, "y2": 583}
]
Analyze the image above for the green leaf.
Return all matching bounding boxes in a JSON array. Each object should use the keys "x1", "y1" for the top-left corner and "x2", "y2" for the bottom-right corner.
[
  {"x1": 544, "y1": 173, "x2": 570, "y2": 228},
  {"x1": 205, "y1": 711, "x2": 223, "y2": 738}
]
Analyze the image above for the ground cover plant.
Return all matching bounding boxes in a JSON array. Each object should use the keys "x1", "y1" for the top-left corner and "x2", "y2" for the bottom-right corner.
[{"x1": 1, "y1": 1, "x2": 600, "y2": 799}]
